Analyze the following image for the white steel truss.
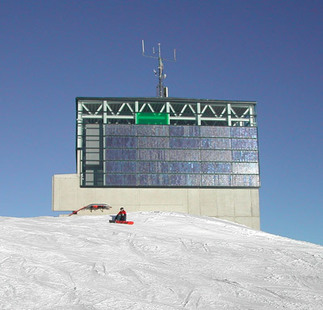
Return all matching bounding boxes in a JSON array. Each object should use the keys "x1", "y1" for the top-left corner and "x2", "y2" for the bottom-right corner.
[{"x1": 77, "y1": 98, "x2": 256, "y2": 123}]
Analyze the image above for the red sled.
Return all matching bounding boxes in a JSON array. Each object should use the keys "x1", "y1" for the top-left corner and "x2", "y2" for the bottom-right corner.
[{"x1": 115, "y1": 220, "x2": 134, "y2": 225}]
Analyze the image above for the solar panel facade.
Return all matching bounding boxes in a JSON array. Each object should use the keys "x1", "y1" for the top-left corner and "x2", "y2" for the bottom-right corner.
[{"x1": 82, "y1": 124, "x2": 259, "y2": 187}]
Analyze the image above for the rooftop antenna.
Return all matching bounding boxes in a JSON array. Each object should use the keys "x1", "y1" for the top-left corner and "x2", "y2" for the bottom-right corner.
[{"x1": 142, "y1": 40, "x2": 176, "y2": 97}]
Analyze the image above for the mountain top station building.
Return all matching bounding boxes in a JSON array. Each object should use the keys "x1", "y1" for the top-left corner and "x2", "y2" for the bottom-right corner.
[{"x1": 52, "y1": 96, "x2": 260, "y2": 229}]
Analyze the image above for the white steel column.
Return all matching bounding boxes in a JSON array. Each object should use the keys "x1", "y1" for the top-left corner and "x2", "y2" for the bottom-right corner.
[
  {"x1": 250, "y1": 105, "x2": 255, "y2": 126},
  {"x1": 227, "y1": 103, "x2": 232, "y2": 126},
  {"x1": 196, "y1": 102, "x2": 201, "y2": 125},
  {"x1": 166, "y1": 101, "x2": 170, "y2": 124},
  {"x1": 103, "y1": 100, "x2": 108, "y2": 124}
]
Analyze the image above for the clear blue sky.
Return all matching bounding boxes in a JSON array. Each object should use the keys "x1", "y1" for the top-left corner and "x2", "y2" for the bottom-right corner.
[{"x1": 0, "y1": 0, "x2": 322, "y2": 245}]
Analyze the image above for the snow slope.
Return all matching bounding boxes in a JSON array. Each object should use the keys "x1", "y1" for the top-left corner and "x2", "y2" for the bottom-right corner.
[{"x1": 0, "y1": 212, "x2": 322, "y2": 310}]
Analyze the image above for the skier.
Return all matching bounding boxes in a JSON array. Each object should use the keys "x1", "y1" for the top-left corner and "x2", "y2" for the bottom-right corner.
[{"x1": 115, "y1": 207, "x2": 127, "y2": 221}]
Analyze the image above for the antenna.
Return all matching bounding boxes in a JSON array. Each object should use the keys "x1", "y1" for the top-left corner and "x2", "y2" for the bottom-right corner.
[{"x1": 142, "y1": 40, "x2": 176, "y2": 98}]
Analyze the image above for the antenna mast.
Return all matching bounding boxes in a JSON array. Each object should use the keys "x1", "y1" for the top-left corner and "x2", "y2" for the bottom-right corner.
[{"x1": 142, "y1": 40, "x2": 176, "y2": 97}]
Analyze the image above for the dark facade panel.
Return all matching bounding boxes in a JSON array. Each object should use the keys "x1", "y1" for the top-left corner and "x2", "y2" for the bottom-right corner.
[{"x1": 83, "y1": 124, "x2": 260, "y2": 188}]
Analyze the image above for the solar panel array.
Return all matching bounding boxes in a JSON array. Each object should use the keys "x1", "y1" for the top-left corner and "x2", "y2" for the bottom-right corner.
[{"x1": 103, "y1": 124, "x2": 259, "y2": 187}]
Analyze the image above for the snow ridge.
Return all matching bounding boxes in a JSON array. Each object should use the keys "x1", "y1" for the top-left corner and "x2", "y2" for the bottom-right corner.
[{"x1": 0, "y1": 212, "x2": 322, "y2": 309}]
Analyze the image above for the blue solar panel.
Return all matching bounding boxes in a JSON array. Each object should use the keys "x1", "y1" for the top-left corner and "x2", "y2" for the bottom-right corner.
[
  {"x1": 168, "y1": 162, "x2": 201, "y2": 173},
  {"x1": 106, "y1": 124, "x2": 137, "y2": 136},
  {"x1": 137, "y1": 125, "x2": 169, "y2": 136},
  {"x1": 200, "y1": 126, "x2": 231, "y2": 137},
  {"x1": 106, "y1": 149, "x2": 136, "y2": 160},
  {"x1": 170, "y1": 138, "x2": 200, "y2": 148},
  {"x1": 200, "y1": 150, "x2": 232, "y2": 161},
  {"x1": 168, "y1": 149, "x2": 201, "y2": 161},
  {"x1": 138, "y1": 137, "x2": 169, "y2": 148},
  {"x1": 201, "y1": 163, "x2": 231, "y2": 173},
  {"x1": 169, "y1": 125, "x2": 200, "y2": 137},
  {"x1": 231, "y1": 139, "x2": 258, "y2": 150},
  {"x1": 138, "y1": 149, "x2": 167, "y2": 161},
  {"x1": 106, "y1": 162, "x2": 137, "y2": 173},
  {"x1": 201, "y1": 138, "x2": 231, "y2": 149},
  {"x1": 232, "y1": 175, "x2": 260, "y2": 187},
  {"x1": 232, "y1": 163, "x2": 259, "y2": 174},
  {"x1": 106, "y1": 137, "x2": 137, "y2": 148},
  {"x1": 232, "y1": 151, "x2": 258, "y2": 162},
  {"x1": 231, "y1": 127, "x2": 257, "y2": 138}
]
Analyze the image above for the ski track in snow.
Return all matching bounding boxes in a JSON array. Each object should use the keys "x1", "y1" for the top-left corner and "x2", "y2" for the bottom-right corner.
[{"x1": 0, "y1": 212, "x2": 322, "y2": 309}]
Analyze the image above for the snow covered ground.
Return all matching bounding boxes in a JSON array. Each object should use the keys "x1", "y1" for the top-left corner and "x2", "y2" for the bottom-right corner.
[{"x1": 0, "y1": 212, "x2": 322, "y2": 310}]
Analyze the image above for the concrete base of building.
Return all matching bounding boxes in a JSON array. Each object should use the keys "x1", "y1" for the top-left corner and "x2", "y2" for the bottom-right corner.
[{"x1": 52, "y1": 174, "x2": 260, "y2": 230}]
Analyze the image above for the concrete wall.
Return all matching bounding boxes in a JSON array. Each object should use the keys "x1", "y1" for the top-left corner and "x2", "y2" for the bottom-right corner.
[{"x1": 52, "y1": 174, "x2": 260, "y2": 230}]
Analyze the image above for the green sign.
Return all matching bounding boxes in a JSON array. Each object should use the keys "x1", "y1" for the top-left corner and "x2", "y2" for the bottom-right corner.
[{"x1": 135, "y1": 112, "x2": 169, "y2": 125}]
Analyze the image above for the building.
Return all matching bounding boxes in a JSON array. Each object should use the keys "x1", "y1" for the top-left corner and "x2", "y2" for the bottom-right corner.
[{"x1": 52, "y1": 96, "x2": 260, "y2": 229}]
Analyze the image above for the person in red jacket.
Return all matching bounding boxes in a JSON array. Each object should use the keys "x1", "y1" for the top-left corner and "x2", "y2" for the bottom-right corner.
[{"x1": 115, "y1": 207, "x2": 127, "y2": 221}]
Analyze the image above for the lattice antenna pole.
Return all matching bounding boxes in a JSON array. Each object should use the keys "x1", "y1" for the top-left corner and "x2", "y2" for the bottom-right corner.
[{"x1": 142, "y1": 40, "x2": 176, "y2": 97}]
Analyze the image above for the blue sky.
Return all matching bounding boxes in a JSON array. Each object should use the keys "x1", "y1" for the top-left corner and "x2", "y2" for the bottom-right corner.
[{"x1": 0, "y1": 0, "x2": 322, "y2": 245}]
